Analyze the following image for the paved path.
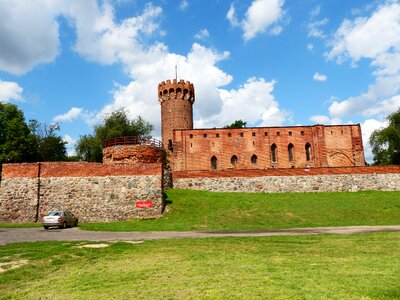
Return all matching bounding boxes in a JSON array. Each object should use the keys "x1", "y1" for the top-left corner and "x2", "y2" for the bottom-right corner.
[{"x1": 1, "y1": 225, "x2": 400, "y2": 246}]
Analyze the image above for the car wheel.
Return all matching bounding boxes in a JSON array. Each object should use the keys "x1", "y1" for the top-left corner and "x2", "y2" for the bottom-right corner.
[
  {"x1": 44, "y1": 226, "x2": 49, "y2": 230},
  {"x1": 60, "y1": 222, "x2": 67, "y2": 229}
]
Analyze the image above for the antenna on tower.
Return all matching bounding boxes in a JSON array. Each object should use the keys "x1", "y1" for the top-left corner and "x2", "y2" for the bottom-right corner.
[{"x1": 175, "y1": 65, "x2": 177, "y2": 81}]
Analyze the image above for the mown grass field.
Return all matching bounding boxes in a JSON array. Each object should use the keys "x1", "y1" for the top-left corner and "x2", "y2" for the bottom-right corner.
[
  {"x1": 1, "y1": 233, "x2": 399, "y2": 299},
  {"x1": 79, "y1": 189, "x2": 400, "y2": 231}
]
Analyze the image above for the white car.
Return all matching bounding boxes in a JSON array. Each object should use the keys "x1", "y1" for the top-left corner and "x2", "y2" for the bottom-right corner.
[{"x1": 41, "y1": 211, "x2": 78, "y2": 230}]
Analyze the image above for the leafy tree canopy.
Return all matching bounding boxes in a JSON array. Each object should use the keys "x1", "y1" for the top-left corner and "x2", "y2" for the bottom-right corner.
[
  {"x1": 224, "y1": 119, "x2": 247, "y2": 129},
  {"x1": 369, "y1": 108, "x2": 400, "y2": 165},
  {"x1": 0, "y1": 103, "x2": 38, "y2": 164},
  {"x1": 75, "y1": 108, "x2": 153, "y2": 162}
]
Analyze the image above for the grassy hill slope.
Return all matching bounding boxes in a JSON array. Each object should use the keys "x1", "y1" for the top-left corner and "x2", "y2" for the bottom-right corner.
[{"x1": 80, "y1": 189, "x2": 400, "y2": 231}]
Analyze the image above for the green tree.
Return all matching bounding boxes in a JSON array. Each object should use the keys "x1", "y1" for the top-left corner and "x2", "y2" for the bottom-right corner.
[
  {"x1": 75, "y1": 109, "x2": 153, "y2": 162},
  {"x1": 29, "y1": 120, "x2": 67, "y2": 162},
  {"x1": 224, "y1": 119, "x2": 247, "y2": 129},
  {"x1": 0, "y1": 103, "x2": 39, "y2": 164},
  {"x1": 370, "y1": 108, "x2": 400, "y2": 165}
]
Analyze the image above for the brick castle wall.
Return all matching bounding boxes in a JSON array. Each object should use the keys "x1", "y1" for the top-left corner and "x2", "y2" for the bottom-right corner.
[
  {"x1": 0, "y1": 162, "x2": 163, "y2": 223},
  {"x1": 171, "y1": 124, "x2": 365, "y2": 172},
  {"x1": 173, "y1": 166, "x2": 400, "y2": 193}
]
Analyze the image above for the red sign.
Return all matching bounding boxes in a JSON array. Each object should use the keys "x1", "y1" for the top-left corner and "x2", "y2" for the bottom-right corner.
[{"x1": 136, "y1": 201, "x2": 153, "y2": 208}]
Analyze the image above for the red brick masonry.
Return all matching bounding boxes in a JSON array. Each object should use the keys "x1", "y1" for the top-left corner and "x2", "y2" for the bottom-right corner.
[
  {"x1": 173, "y1": 165, "x2": 400, "y2": 179},
  {"x1": 2, "y1": 162, "x2": 161, "y2": 178}
]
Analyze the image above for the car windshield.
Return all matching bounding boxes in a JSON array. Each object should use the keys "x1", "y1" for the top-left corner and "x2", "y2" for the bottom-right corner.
[{"x1": 48, "y1": 211, "x2": 62, "y2": 216}]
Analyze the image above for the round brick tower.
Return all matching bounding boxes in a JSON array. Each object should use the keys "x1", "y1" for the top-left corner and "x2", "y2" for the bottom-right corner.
[{"x1": 158, "y1": 79, "x2": 195, "y2": 150}]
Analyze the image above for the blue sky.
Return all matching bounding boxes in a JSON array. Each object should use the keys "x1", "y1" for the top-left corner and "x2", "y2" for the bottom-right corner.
[{"x1": 1, "y1": 0, "x2": 400, "y2": 162}]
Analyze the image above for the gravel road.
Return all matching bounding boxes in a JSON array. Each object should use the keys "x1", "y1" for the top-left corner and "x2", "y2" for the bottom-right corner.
[{"x1": 1, "y1": 225, "x2": 400, "y2": 246}]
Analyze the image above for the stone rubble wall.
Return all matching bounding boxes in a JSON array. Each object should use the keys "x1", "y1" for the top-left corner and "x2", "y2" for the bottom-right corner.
[
  {"x1": 0, "y1": 162, "x2": 163, "y2": 223},
  {"x1": 173, "y1": 166, "x2": 400, "y2": 193}
]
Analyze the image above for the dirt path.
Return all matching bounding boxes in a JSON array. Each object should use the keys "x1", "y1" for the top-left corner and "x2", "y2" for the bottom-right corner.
[{"x1": 1, "y1": 225, "x2": 400, "y2": 246}]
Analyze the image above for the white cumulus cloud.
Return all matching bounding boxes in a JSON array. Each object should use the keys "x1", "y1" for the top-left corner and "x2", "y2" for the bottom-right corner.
[
  {"x1": 0, "y1": 0, "x2": 60, "y2": 75},
  {"x1": 0, "y1": 80, "x2": 23, "y2": 102},
  {"x1": 194, "y1": 29, "x2": 210, "y2": 41},
  {"x1": 313, "y1": 72, "x2": 327, "y2": 82},
  {"x1": 227, "y1": 0, "x2": 286, "y2": 41},
  {"x1": 361, "y1": 118, "x2": 388, "y2": 163},
  {"x1": 179, "y1": 0, "x2": 189, "y2": 11},
  {"x1": 326, "y1": 2, "x2": 400, "y2": 119},
  {"x1": 53, "y1": 107, "x2": 83, "y2": 122}
]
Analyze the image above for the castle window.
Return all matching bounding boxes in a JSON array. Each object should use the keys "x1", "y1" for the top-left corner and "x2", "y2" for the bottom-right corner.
[
  {"x1": 228, "y1": 133, "x2": 232, "y2": 137},
  {"x1": 305, "y1": 143, "x2": 311, "y2": 161},
  {"x1": 168, "y1": 139, "x2": 173, "y2": 151},
  {"x1": 252, "y1": 132, "x2": 256, "y2": 137},
  {"x1": 251, "y1": 154, "x2": 257, "y2": 164},
  {"x1": 331, "y1": 131, "x2": 333, "y2": 135},
  {"x1": 211, "y1": 156, "x2": 217, "y2": 170},
  {"x1": 216, "y1": 133, "x2": 220, "y2": 138},
  {"x1": 189, "y1": 134, "x2": 193, "y2": 139},
  {"x1": 190, "y1": 143, "x2": 193, "y2": 147},
  {"x1": 277, "y1": 132, "x2": 280, "y2": 136},
  {"x1": 169, "y1": 88, "x2": 174, "y2": 94},
  {"x1": 264, "y1": 132, "x2": 268, "y2": 136},
  {"x1": 288, "y1": 143, "x2": 294, "y2": 162},
  {"x1": 289, "y1": 131, "x2": 292, "y2": 136},
  {"x1": 231, "y1": 155, "x2": 238, "y2": 165},
  {"x1": 176, "y1": 88, "x2": 182, "y2": 95},
  {"x1": 301, "y1": 131, "x2": 304, "y2": 136},
  {"x1": 203, "y1": 133, "x2": 207, "y2": 138},
  {"x1": 341, "y1": 130, "x2": 343, "y2": 135},
  {"x1": 240, "y1": 132, "x2": 244, "y2": 137},
  {"x1": 271, "y1": 144, "x2": 277, "y2": 162}
]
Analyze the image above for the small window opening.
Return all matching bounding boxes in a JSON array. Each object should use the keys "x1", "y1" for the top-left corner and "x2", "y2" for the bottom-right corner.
[
  {"x1": 251, "y1": 154, "x2": 257, "y2": 164},
  {"x1": 288, "y1": 143, "x2": 294, "y2": 162},
  {"x1": 271, "y1": 144, "x2": 277, "y2": 162},
  {"x1": 264, "y1": 132, "x2": 268, "y2": 136},
  {"x1": 203, "y1": 133, "x2": 207, "y2": 138},
  {"x1": 168, "y1": 139, "x2": 173, "y2": 151},
  {"x1": 289, "y1": 131, "x2": 292, "y2": 136},
  {"x1": 277, "y1": 132, "x2": 280, "y2": 136},
  {"x1": 216, "y1": 133, "x2": 220, "y2": 138},
  {"x1": 231, "y1": 155, "x2": 238, "y2": 165},
  {"x1": 211, "y1": 156, "x2": 217, "y2": 170},
  {"x1": 305, "y1": 143, "x2": 311, "y2": 161},
  {"x1": 240, "y1": 132, "x2": 244, "y2": 137},
  {"x1": 189, "y1": 134, "x2": 193, "y2": 139},
  {"x1": 301, "y1": 131, "x2": 304, "y2": 136},
  {"x1": 228, "y1": 133, "x2": 232, "y2": 137},
  {"x1": 252, "y1": 132, "x2": 256, "y2": 137}
]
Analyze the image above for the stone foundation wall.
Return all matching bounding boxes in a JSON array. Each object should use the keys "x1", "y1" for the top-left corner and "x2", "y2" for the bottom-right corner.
[
  {"x1": 173, "y1": 166, "x2": 400, "y2": 193},
  {"x1": 0, "y1": 162, "x2": 163, "y2": 223}
]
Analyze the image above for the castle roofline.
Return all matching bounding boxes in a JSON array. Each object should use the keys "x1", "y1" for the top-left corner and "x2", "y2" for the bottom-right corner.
[{"x1": 172, "y1": 123, "x2": 361, "y2": 132}]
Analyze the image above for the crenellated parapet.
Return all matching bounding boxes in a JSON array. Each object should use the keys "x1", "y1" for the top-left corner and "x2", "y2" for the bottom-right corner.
[{"x1": 158, "y1": 79, "x2": 195, "y2": 104}]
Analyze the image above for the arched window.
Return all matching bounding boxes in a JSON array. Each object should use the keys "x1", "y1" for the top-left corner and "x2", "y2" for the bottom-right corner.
[
  {"x1": 288, "y1": 143, "x2": 294, "y2": 162},
  {"x1": 271, "y1": 144, "x2": 277, "y2": 162},
  {"x1": 251, "y1": 154, "x2": 257, "y2": 164},
  {"x1": 211, "y1": 156, "x2": 217, "y2": 170},
  {"x1": 231, "y1": 155, "x2": 238, "y2": 165},
  {"x1": 305, "y1": 143, "x2": 311, "y2": 161}
]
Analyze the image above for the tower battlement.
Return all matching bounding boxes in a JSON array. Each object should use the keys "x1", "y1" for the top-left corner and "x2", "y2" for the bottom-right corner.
[
  {"x1": 158, "y1": 79, "x2": 195, "y2": 148},
  {"x1": 158, "y1": 79, "x2": 195, "y2": 104}
]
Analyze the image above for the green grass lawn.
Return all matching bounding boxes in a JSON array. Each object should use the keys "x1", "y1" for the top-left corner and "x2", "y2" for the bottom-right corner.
[
  {"x1": 79, "y1": 189, "x2": 400, "y2": 231},
  {"x1": 1, "y1": 233, "x2": 399, "y2": 299}
]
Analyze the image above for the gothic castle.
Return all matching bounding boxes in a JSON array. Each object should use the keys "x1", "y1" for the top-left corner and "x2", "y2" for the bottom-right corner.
[{"x1": 158, "y1": 79, "x2": 365, "y2": 171}]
